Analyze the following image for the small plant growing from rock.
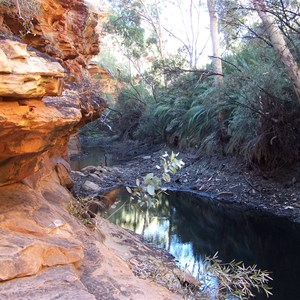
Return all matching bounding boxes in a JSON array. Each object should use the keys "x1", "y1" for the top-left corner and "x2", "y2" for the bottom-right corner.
[
  {"x1": 126, "y1": 151, "x2": 184, "y2": 208},
  {"x1": 68, "y1": 196, "x2": 96, "y2": 228}
]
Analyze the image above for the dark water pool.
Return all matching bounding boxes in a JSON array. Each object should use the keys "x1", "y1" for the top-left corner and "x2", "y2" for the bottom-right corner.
[
  {"x1": 101, "y1": 188, "x2": 300, "y2": 299},
  {"x1": 70, "y1": 147, "x2": 116, "y2": 170}
]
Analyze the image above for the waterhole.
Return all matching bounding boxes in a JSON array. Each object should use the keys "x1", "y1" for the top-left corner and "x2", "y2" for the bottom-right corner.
[
  {"x1": 70, "y1": 147, "x2": 116, "y2": 170},
  {"x1": 101, "y1": 187, "x2": 300, "y2": 300}
]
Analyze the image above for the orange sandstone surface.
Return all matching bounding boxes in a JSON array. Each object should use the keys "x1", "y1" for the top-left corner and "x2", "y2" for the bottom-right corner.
[
  {"x1": 0, "y1": 1, "x2": 183, "y2": 299},
  {"x1": 0, "y1": 0, "x2": 100, "y2": 78}
]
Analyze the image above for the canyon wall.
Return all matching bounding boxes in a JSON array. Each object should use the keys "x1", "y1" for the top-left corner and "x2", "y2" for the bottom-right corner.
[
  {"x1": 0, "y1": 0, "x2": 106, "y2": 186},
  {"x1": 0, "y1": 0, "x2": 105, "y2": 295},
  {"x1": 0, "y1": 1, "x2": 182, "y2": 299},
  {"x1": 0, "y1": 0, "x2": 101, "y2": 78}
]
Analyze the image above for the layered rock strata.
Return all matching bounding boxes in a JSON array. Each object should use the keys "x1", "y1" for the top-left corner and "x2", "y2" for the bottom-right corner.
[
  {"x1": 0, "y1": 40, "x2": 105, "y2": 185},
  {"x1": 0, "y1": 0, "x2": 101, "y2": 78},
  {"x1": 0, "y1": 2, "x2": 183, "y2": 299}
]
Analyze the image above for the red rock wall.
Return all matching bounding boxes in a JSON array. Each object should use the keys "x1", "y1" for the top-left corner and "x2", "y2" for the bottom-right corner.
[
  {"x1": 0, "y1": 4, "x2": 186, "y2": 300},
  {"x1": 0, "y1": 39, "x2": 107, "y2": 186},
  {"x1": 1, "y1": 0, "x2": 100, "y2": 78},
  {"x1": 88, "y1": 63, "x2": 125, "y2": 103},
  {"x1": 0, "y1": 0, "x2": 108, "y2": 187}
]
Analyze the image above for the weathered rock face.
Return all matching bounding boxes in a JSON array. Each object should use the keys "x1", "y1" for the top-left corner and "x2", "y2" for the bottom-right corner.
[
  {"x1": 0, "y1": 0, "x2": 100, "y2": 78},
  {"x1": 88, "y1": 63, "x2": 125, "y2": 103},
  {"x1": 0, "y1": 39, "x2": 106, "y2": 186},
  {"x1": 0, "y1": 39, "x2": 65, "y2": 185},
  {"x1": 0, "y1": 39, "x2": 65, "y2": 98},
  {"x1": 0, "y1": 265, "x2": 96, "y2": 300},
  {"x1": 0, "y1": 185, "x2": 83, "y2": 282},
  {"x1": 0, "y1": 2, "x2": 183, "y2": 299},
  {"x1": 0, "y1": 157, "x2": 182, "y2": 299}
]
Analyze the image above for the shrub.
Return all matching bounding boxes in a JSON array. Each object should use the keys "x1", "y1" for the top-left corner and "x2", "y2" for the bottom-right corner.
[
  {"x1": 126, "y1": 151, "x2": 185, "y2": 208},
  {"x1": 221, "y1": 45, "x2": 300, "y2": 168},
  {"x1": 110, "y1": 84, "x2": 152, "y2": 139},
  {"x1": 201, "y1": 253, "x2": 273, "y2": 299},
  {"x1": 135, "y1": 73, "x2": 219, "y2": 148}
]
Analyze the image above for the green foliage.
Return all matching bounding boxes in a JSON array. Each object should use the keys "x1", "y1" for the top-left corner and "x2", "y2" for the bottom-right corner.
[
  {"x1": 215, "y1": 0, "x2": 249, "y2": 50},
  {"x1": 127, "y1": 35, "x2": 300, "y2": 168},
  {"x1": 220, "y1": 41, "x2": 300, "y2": 167},
  {"x1": 105, "y1": 0, "x2": 159, "y2": 62},
  {"x1": 143, "y1": 55, "x2": 189, "y2": 88},
  {"x1": 135, "y1": 72, "x2": 219, "y2": 150},
  {"x1": 94, "y1": 49, "x2": 131, "y2": 83},
  {"x1": 96, "y1": 1, "x2": 300, "y2": 170},
  {"x1": 105, "y1": 1, "x2": 145, "y2": 59},
  {"x1": 202, "y1": 253, "x2": 273, "y2": 299},
  {"x1": 126, "y1": 151, "x2": 184, "y2": 208},
  {"x1": 110, "y1": 83, "x2": 153, "y2": 139}
]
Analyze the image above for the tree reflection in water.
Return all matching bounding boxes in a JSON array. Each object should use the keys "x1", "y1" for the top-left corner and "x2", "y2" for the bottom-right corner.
[{"x1": 101, "y1": 187, "x2": 300, "y2": 300}]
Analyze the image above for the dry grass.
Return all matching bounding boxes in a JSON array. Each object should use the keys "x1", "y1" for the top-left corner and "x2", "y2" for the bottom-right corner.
[{"x1": 68, "y1": 196, "x2": 96, "y2": 228}]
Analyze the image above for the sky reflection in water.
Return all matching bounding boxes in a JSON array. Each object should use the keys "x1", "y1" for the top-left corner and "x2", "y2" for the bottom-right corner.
[{"x1": 102, "y1": 188, "x2": 300, "y2": 300}]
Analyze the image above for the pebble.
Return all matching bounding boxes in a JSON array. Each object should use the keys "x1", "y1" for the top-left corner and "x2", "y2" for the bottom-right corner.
[{"x1": 283, "y1": 206, "x2": 294, "y2": 210}]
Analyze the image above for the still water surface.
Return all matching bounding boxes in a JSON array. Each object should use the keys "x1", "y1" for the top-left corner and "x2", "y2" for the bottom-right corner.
[
  {"x1": 101, "y1": 188, "x2": 300, "y2": 299},
  {"x1": 70, "y1": 147, "x2": 116, "y2": 170}
]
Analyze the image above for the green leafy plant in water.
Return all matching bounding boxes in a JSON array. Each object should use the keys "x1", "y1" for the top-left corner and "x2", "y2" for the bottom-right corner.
[
  {"x1": 200, "y1": 253, "x2": 273, "y2": 300},
  {"x1": 124, "y1": 152, "x2": 272, "y2": 299},
  {"x1": 126, "y1": 151, "x2": 184, "y2": 208}
]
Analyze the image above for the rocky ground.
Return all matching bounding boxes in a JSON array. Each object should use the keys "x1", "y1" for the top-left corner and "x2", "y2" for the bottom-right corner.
[{"x1": 71, "y1": 137, "x2": 300, "y2": 224}]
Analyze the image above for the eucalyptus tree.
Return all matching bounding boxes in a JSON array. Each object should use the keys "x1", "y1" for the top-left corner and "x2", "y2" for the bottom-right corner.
[
  {"x1": 106, "y1": 0, "x2": 212, "y2": 71},
  {"x1": 105, "y1": 0, "x2": 166, "y2": 72},
  {"x1": 164, "y1": 0, "x2": 207, "y2": 69},
  {"x1": 207, "y1": 0, "x2": 223, "y2": 87},
  {"x1": 252, "y1": 0, "x2": 300, "y2": 103},
  {"x1": 207, "y1": 0, "x2": 300, "y2": 104}
]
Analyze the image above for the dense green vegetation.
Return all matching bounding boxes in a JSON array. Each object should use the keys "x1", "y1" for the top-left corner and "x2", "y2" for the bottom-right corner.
[{"x1": 95, "y1": 0, "x2": 300, "y2": 170}]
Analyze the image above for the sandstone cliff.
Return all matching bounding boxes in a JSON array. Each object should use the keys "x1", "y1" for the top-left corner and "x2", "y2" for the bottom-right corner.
[
  {"x1": 0, "y1": 0, "x2": 102, "y2": 78},
  {"x1": 0, "y1": 1, "x2": 182, "y2": 299},
  {"x1": 88, "y1": 62, "x2": 125, "y2": 103},
  {"x1": 0, "y1": 39, "x2": 105, "y2": 186}
]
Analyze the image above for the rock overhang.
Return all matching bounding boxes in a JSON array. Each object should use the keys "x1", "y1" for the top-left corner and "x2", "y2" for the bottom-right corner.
[{"x1": 0, "y1": 40, "x2": 65, "y2": 99}]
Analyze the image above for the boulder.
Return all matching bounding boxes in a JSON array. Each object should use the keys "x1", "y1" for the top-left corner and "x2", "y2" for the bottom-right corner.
[{"x1": 82, "y1": 180, "x2": 101, "y2": 192}]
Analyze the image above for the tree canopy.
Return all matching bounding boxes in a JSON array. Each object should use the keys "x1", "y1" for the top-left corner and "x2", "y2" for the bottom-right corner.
[{"x1": 97, "y1": 0, "x2": 300, "y2": 170}]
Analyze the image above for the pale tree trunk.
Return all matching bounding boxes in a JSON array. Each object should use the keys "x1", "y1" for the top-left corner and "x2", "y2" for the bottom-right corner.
[
  {"x1": 207, "y1": 0, "x2": 223, "y2": 87},
  {"x1": 139, "y1": 0, "x2": 165, "y2": 61},
  {"x1": 175, "y1": 0, "x2": 201, "y2": 68},
  {"x1": 253, "y1": 0, "x2": 300, "y2": 103},
  {"x1": 138, "y1": 0, "x2": 167, "y2": 86},
  {"x1": 207, "y1": 0, "x2": 228, "y2": 145}
]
